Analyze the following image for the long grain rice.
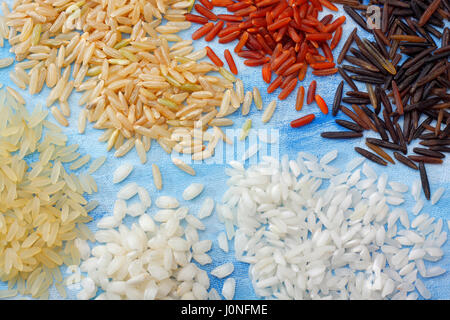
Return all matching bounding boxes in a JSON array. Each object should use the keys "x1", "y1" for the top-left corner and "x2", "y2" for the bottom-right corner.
[
  {"x1": 0, "y1": 0, "x2": 256, "y2": 163},
  {"x1": 220, "y1": 151, "x2": 448, "y2": 300},
  {"x1": 0, "y1": 88, "x2": 98, "y2": 299},
  {"x1": 152, "y1": 163, "x2": 163, "y2": 190},
  {"x1": 172, "y1": 157, "x2": 196, "y2": 176}
]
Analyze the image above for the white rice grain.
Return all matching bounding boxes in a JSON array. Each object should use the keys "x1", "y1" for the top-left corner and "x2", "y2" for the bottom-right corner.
[
  {"x1": 117, "y1": 182, "x2": 139, "y2": 200},
  {"x1": 183, "y1": 183, "x2": 204, "y2": 201},
  {"x1": 156, "y1": 196, "x2": 179, "y2": 209},
  {"x1": 222, "y1": 278, "x2": 236, "y2": 300},
  {"x1": 113, "y1": 163, "x2": 133, "y2": 184},
  {"x1": 431, "y1": 187, "x2": 445, "y2": 205},
  {"x1": 243, "y1": 144, "x2": 260, "y2": 161},
  {"x1": 198, "y1": 197, "x2": 214, "y2": 219},
  {"x1": 211, "y1": 263, "x2": 234, "y2": 278}
]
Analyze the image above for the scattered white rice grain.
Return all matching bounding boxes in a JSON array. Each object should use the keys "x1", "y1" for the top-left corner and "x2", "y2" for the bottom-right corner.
[
  {"x1": 156, "y1": 196, "x2": 179, "y2": 209},
  {"x1": 186, "y1": 215, "x2": 205, "y2": 230},
  {"x1": 346, "y1": 157, "x2": 364, "y2": 172},
  {"x1": 411, "y1": 179, "x2": 421, "y2": 201},
  {"x1": 222, "y1": 278, "x2": 236, "y2": 300},
  {"x1": 211, "y1": 263, "x2": 234, "y2": 278},
  {"x1": 431, "y1": 187, "x2": 445, "y2": 205},
  {"x1": 412, "y1": 199, "x2": 424, "y2": 215},
  {"x1": 138, "y1": 214, "x2": 156, "y2": 233},
  {"x1": 218, "y1": 232, "x2": 229, "y2": 253},
  {"x1": 415, "y1": 279, "x2": 431, "y2": 299},
  {"x1": 425, "y1": 266, "x2": 446, "y2": 278},
  {"x1": 198, "y1": 197, "x2": 214, "y2": 219},
  {"x1": 362, "y1": 162, "x2": 377, "y2": 179},
  {"x1": 137, "y1": 187, "x2": 152, "y2": 208},
  {"x1": 97, "y1": 216, "x2": 120, "y2": 229},
  {"x1": 127, "y1": 202, "x2": 146, "y2": 217},
  {"x1": 183, "y1": 183, "x2": 204, "y2": 201},
  {"x1": 386, "y1": 196, "x2": 404, "y2": 205},
  {"x1": 208, "y1": 288, "x2": 222, "y2": 300},
  {"x1": 113, "y1": 163, "x2": 133, "y2": 184},
  {"x1": 117, "y1": 182, "x2": 139, "y2": 200},
  {"x1": 388, "y1": 181, "x2": 408, "y2": 193},
  {"x1": 113, "y1": 199, "x2": 127, "y2": 221},
  {"x1": 258, "y1": 130, "x2": 278, "y2": 144},
  {"x1": 320, "y1": 150, "x2": 338, "y2": 165},
  {"x1": 243, "y1": 144, "x2": 260, "y2": 161}
]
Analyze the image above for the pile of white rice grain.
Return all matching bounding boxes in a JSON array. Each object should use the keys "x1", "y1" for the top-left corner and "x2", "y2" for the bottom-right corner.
[
  {"x1": 0, "y1": 0, "x2": 252, "y2": 165},
  {"x1": 0, "y1": 88, "x2": 101, "y2": 299},
  {"x1": 77, "y1": 166, "x2": 235, "y2": 300},
  {"x1": 219, "y1": 151, "x2": 448, "y2": 300}
]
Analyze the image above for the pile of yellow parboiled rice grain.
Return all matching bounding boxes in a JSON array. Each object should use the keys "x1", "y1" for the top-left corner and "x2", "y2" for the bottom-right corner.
[
  {"x1": 0, "y1": 0, "x2": 252, "y2": 165},
  {"x1": 0, "y1": 88, "x2": 101, "y2": 299}
]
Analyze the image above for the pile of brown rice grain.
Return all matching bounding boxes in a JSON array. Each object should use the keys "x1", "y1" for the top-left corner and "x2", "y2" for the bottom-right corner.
[
  {"x1": 0, "y1": 88, "x2": 100, "y2": 299},
  {"x1": 0, "y1": 0, "x2": 244, "y2": 165}
]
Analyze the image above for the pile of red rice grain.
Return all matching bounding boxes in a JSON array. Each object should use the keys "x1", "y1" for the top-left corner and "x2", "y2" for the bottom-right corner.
[
  {"x1": 0, "y1": 88, "x2": 100, "y2": 300},
  {"x1": 0, "y1": 0, "x2": 241, "y2": 164},
  {"x1": 186, "y1": 0, "x2": 345, "y2": 101}
]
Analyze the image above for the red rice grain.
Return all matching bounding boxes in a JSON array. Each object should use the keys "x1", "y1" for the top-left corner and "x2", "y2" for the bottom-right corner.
[
  {"x1": 315, "y1": 94, "x2": 329, "y2": 114},
  {"x1": 307, "y1": 80, "x2": 317, "y2": 104},
  {"x1": 234, "y1": 32, "x2": 249, "y2": 52},
  {"x1": 224, "y1": 49, "x2": 238, "y2": 75},
  {"x1": 267, "y1": 75, "x2": 283, "y2": 93},
  {"x1": 185, "y1": 13, "x2": 209, "y2": 25},
  {"x1": 205, "y1": 20, "x2": 224, "y2": 41},
  {"x1": 190, "y1": 0, "x2": 345, "y2": 105},
  {"x1": 279, "y1": 77, "x2": 298, "y2": 100},
  {"x1": 192, "y1": 22, "x2": 215, "y2": 40},
  {"x1": 244, "y1": 57, "x2": 270, "y2": 66},
  {"x1": 291, "y1": 113, "x2": 315, "y2": 128},
  {"x1": 195, "y1": 4, "x2": 218, "y2": 21},
  {"x1": 206, "y1": 46, "x2": 224, "y2": 67},
  {"x1": 262, "y1": 63, "x2": 272, "y2": 83},
  {"x1": 312, "y1": 68, "x2": 338, "y2": 76},
  {"x1": 199, "y1": 0, "x2": 214, "y2": 10},
  {"x1": 296, "y1": 86, "x2": 305, "y2": 111},
  {"x1": 218, "y1": 31, "x2": 241, "y2": 43}
]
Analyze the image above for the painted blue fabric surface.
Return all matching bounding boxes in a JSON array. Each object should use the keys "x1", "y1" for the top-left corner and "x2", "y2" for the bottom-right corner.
[{"x1": 0, "y1": 1, "x2": 448, "y2": 300}]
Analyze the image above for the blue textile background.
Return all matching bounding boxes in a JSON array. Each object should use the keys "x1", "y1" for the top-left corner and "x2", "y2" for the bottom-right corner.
[{"x1": 0, "y1": 0, "x2": 448, "y2": 300}]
